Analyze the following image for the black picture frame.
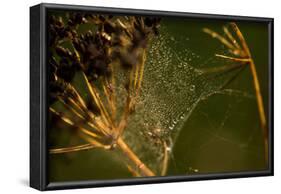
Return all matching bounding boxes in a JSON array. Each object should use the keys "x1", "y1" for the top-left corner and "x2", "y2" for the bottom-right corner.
[{"x1": 30, "y1": 3, "x2": 274, "y2": 191}]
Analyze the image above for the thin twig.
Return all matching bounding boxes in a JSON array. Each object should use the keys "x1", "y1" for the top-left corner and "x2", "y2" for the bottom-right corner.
[
  {"x1": 81, "y1": 72, "x2": 112, "y2": 128},
  {"x1": 215, "y1": 54, "x2": 251, "y2": 63},
  {"x1": 136, "y1": 51, "x2": 146, "y2": 94},
  {"x1": 102, "y1": 78, "x2": 116, "y2": 123},
  {"x1": 223, "y1": 26, "x2": 241, "y2": 50},
  {"x1": 203, "y1": 28, "x2": 235, "y2": 50},
  {"x1": 57, "y1": 98, "x2": 104, "y2": 136},
  {"x1": 50, "y1": 144, "x2": 98, "y2": 154},
  {"x1": 161, "y1": 141, "x2": 169, "y2": 176},
  {"x1": 229, "y1": 23, "x2": 268, "y2": 164},
  {"x1": 117, "y1": 137, "x2": 155, "y2": 176}
]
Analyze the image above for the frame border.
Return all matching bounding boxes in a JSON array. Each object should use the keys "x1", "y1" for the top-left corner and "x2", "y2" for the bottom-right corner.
[{"x1": 30, "y1": 3, "x2": 274, "y2": 191}]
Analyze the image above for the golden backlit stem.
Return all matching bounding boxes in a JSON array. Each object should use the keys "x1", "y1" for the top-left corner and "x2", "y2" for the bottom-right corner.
[
  {"x1": 230, "y1": 23, "x2": 268, "y2": 164},
  {"x1": 80, "y1": 128, "x2": 100, "y2": 139},
  {"x1": 136, "y1": 51, "x2": 146, "y2": 94},
  {"x1": 68, "y1": 84, "x2": 88, "y2": 111},
  {"x1": 102, "y1": 83, "x2": 115, "y2": 123},
  {"x1": 103, "y1": 78, "x2": 116, "y2": 121},
  {"x1": 126, "y1": 164, "x2": 141, "y2": 177},
  {"x1": 50, "y1": 144, "x2": 97, "y2": 154},
  {"x1": 249, "y1": 59, "x2": 268, "y2": 164},
  {"x1": 117, "y1": 137, "x2": 155, "y2": 176},
  {"x1": 203, "y1": 27, "x2": 243, "y2": 57},
  {"x1": 49, "y1": 107, "x2": 103, "y2": 139},
  {"x1": 94, "y1": 117, "x2": 111, "y2": 136},
  {"x1": 215, "y1": 54, "x2": 251, "y2": 63},
  {"x1": 81, "y1": 72, "x2": 112, "y2": 128},
  {"x1": 58, "y1": 97, "x2": 85, "y2": 120},
  {"x1": 129, "y1": 65, "x2": 135, "y2": 92},
  {"x1": 78, "y1": 132, "x2": 107, "y2": 148},
  {"x1": 133, "y1": 59, "x2": 139, "y2": 90},
  {"x1": 117, "y1": 67, "x2": 135, "y2": 135},
  {"x1": 65, "y1": 97, "x2": 87, "y2": 117},
  {"x1": 223, "y1": 26, "x2": 242, "y2": 50},
  {"x1": 118, "y1": 95, "x2": 132, "y2": 135},
  {"x1": 50, "y1": 107, "x2": 74, "y2": 126},
  {"x1": 161, "y1": 141, "x2": 169, "y2": 176},
  {"x1": 203, "y1": 28, "x2": 235, "y2": 50},
  {"x1": 90, "y1": 81, "x2": 115, "y2": 128},
  {"x1": 109, "y1": 64, "x2": 117, "y2": 115},
  {"x1": 117, "y1": 50, "x2": 147, "y2": 136},
  {"x1": 67, "y1": 96, "x2": 98, "y2": 121},
  {"x1": 56, "y1": 98, "x2": 106, "y2": 136}
]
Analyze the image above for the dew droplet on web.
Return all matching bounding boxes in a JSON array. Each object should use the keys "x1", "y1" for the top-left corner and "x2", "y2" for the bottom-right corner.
[
  {"x1": 180, "y1": 113, "x2": 185, "y2": 120},
  {"x1": 168, "y1": 125, "x2": 174, "y2": 131},
  {"x1": 188, "y1": 167, "x2": 199, "y2": 173},
  {"x1": 147, "y1": 131, "x2": 153, "y2": 136},
  {"x1": 190, "y1": 85, "x2": 196, "y2": 92}
]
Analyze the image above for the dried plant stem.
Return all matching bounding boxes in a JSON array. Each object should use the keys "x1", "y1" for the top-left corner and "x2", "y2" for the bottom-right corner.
[
  {"x1": 203, "y1": 28, "x2": 235, "y2": 50},
  {"x1": 230, "y1": 23, "x2": 268, "y2": 164},
  {"x1": 107, "y1": 62, "x2": 117, "y2": 112},
  {"x1": 126, "y1": 163, "x2": 141, "y2": 177},
  {"x1": 133, "y1": 59, "x2": 140, "y2": 89},
  {"x1": 69, "y1": 85, "x2": 88, "y2": 110},
  {"x1": 205, "y1": 23, "x2": 268, "y2": 165},
  {"x1": 50, "y1": 136, "x2": 155, "y2": 177},
  {"x1": 58, "y1": 97, "x2": 108, "y2": 136},
  {"x1": 78, "y1": 132, "x2": 108, "y2": 148},
  {"x1": 63, "y1": 97, "x2": 87, "y2": 117},
  {"x1": 223, "y1": 26, "x2": 241, "y2": 50},
  {"x1": 249, "y1": 58, "x2": 268, "y2": 164},
  {"x1": 116, "y1": 137, "x2": 155, "y2": 176},
  {"x1": 51, "y1": 88, "x2": 156, "y2": 177},
  {"x1": 49, "y1": 107, "x2": 102, "y2": 139},
  {"x1": 136, "y1": 51, "x2": 146, "y2": 94},
  {"x1": 215, "y1": 54, "x2": 250, "y2": 63},
  {"x1": 50, "y1": 144, "x2": 98, "y2": 154},
  {"x1": 250, "y1": 66, "x2": 267, "y2": 127},
  {"x1": 58, "y1": 98, "x2": 85, "y2": 120},
  {"x1": 102, "y1": 78, "x2": 116, "y2": 121},
  {"x1": 81, "y1": 72, "x2": 113, "y2": 127},
  {"x1": 161, "y1": 141, "x2": 169, "y2": 176},
  {"x1": 250, "y1": 60, "x2": 268, "y2": 143}
]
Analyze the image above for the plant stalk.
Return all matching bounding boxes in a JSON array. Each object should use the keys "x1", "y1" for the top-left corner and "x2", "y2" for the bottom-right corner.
[
  {"x1": 249, "y1": 59, "x2": 268, "y2": 165},
  {"x1": 230, "y1": 23, "x2": 268, "y2": 165},
  {"x1": 116, "y1": 137, "x2": 155, "y2": 176}
]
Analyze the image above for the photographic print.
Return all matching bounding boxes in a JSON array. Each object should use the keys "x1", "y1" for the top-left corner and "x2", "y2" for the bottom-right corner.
[{"x1": 30, "y1": 3, "x2": 273, "y2": 190}]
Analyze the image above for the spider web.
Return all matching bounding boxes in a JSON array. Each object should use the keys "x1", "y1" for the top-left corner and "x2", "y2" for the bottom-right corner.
[{"x1": 122, "y1": 24, "x2": 266, "y2": 175}]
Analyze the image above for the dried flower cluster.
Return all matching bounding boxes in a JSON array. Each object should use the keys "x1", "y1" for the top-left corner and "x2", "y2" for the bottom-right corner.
[{"x1": 48, "y1": 12, "x2": 160, "y2": 176}]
